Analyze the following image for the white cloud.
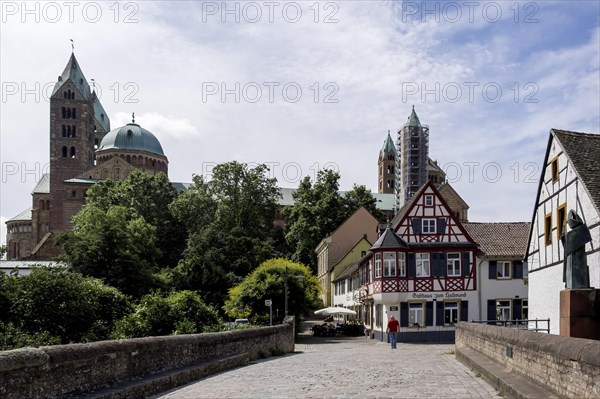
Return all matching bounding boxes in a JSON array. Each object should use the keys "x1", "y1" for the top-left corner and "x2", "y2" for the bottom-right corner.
[{"x1": 0, "y1": 0, "x2": 598, "y2": 228}]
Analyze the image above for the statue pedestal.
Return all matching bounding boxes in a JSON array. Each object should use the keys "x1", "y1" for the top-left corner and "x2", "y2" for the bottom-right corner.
[{"x1": 560, "y1": 289, "x2": 600, "y2": 339}]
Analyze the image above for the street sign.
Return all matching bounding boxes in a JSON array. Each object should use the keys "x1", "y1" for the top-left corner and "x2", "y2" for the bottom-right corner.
[{"x1": 265, "y1": 299, "x2": 272, "y2": 306}]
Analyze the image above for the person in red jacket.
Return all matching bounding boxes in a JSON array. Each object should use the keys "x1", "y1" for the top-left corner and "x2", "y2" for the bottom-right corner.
[{"x1": 386, "y1": 315, "x2": 400, "y2": 349}]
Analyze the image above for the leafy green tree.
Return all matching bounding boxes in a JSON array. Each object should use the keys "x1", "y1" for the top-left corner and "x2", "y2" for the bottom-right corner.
[
  {"x1": 284, "y1": 170, "x2": 384, "y2": 273},
  {"x1": 83, "y1": 170, "x2": 185, "y2": 268},
  {"x1": 3, "y1": 267, "x2": 132, "y2": 345},
  {"x1": 170, "y1": 162, "x2": 281, "y2": 306},
  {"x1": 224, "y1": 258, "x2": 322, "y2": 325},
  {"x1": 112, "y1": 290, "x2": 221, "y2": 338},
  {"x1": 344, "y1": 184, "x2": 385, "y2": 221},
  {"x1": 0, "y1": 322, "x2": 60, "y2": 351},
  {"x1": 59, "y1": 205, "x2": 160, "y2": 297}
]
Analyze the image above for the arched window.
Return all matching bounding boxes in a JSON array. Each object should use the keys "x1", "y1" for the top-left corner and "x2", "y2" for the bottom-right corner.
[
  {"x1": 62, "y1": 146, "x2": 68, "y2": 157},
  {"x1": 66, "y1": 108, "x2": 71, "y2": 119},
  {"x1": 39, "y1": 199, "x2": 45, "y2": 210},
  {"x1": 62, "y1": 125, "x2": 66, "y2": 137},
  {"x1": 126, "y1": 155, "x2": 131, "y2": 164},
  {"x1": 72, "y1": 125, "x2": 76, "y2": 137},
  {"x1": 70, "y1": 91, "x2": 75, "y2": 100},
  {"x1": 63, "y1": 91, "x2": 68, "y2": 99},
  {"x1": 46, "y1": 200, "x2": 50, "y2": 210},
  {"x1": 72, "y1": 108, "x2": 76, "y2": 119},
  {"x1": 62, "y1": 107, "x2": 66, "y2": 118},
  {"x1": 71, "y1": 191, "x2": 76, "y2": 197},
  {"x1": 70, "y1": 146, "x2": 76, "y2": 158}
]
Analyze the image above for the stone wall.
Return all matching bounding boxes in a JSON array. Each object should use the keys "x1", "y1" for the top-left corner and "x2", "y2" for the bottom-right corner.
[
  {"x1": 0, "y1": 320, "x2": 294, "y2": 399},
  {"x1": 455, "y1": 322, "x2": 600, "y2": 398}
]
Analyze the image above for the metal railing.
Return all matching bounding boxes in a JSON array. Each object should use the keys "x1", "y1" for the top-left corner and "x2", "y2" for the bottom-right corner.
[{"x1": 469, "y1": 319, "x2": 550, "y2": 333}]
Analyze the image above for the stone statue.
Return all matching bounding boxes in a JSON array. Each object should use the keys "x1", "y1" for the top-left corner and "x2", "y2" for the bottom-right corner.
[{"x1": 561, "y1": 210, "x2": 592, "y2": 289}]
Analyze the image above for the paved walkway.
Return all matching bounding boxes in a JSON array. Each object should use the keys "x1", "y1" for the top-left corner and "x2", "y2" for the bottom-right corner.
[{"x1": 153, "y1": 325, "x2": 501, "y2": 399}]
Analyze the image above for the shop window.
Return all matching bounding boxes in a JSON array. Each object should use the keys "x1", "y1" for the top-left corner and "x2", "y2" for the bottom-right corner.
[
  {"x1": 447, "y1": 253, "x2": 461, "y2": 276},
  {"x1": 444, "y1": 302, "x2": 458, "y2": 325},
  {"x1": 409, "y1": 303, "x2": 424, "y2": 327},
  {"x1": 416, "y1": 253, "x2": 430, "y2": 277},
  {"x1": 496, "y1": 300, "x2": 511, "y2": 321},
  {"x1": 521, "y1": 300, "x2": 528, "y2": 320}
]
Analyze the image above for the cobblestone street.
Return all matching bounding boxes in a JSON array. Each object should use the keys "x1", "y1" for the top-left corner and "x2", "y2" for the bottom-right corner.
[{"x1": 153, "y1": 326, "x2": 501, "y2": 399}]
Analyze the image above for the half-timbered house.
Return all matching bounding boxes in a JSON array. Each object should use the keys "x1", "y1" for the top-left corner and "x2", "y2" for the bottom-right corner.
[
  {"x1": 525, "y1": 129, "x2": 600, "y2": 334},
  {"x1": 360, "y1": 181, "x2": 479, "y2": 342}
]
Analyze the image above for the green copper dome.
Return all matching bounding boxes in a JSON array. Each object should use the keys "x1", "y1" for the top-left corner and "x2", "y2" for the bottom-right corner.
[{"x1": 98, "y1": 122, "x2": 165, "y2": 156}]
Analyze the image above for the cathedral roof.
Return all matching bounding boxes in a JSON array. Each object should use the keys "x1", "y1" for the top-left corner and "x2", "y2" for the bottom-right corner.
[
  {"x1": 404, "y1": 106, "x2": 422, "y2": 128},
  {"x1": 8, "y1": 207, "x2": 32, "y2": 222},
  {"x1": 379, "y1": 131, "x2": 396, "y2": 158},
  {"x1": 98, "y1": 121, "x2": 165, "y2": 157},
  {"x1": 51, "y1": 53, "x2": 91, "y2": 99},
  {"x1": 31, "y1": 173, "x2": 50, "y2": 194},
  {"x1": 92, "y1": 92, "x2": 110, "y2": 132}
]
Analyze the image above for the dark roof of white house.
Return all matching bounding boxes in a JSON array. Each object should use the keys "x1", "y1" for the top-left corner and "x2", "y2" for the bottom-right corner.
[{"x1": 464, "y1": 222, "x2": 531, "y2": 257}]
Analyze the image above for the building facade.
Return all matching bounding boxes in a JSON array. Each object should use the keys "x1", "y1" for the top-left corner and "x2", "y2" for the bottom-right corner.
[
  {"x1": 5, "y1": 53, "x2": 169, "y2": 260},
  {"x1": 316, "y1": 207, "x2": 379, "y2": 306},
  {"x1": 525, "y1": 129, "x2": 600, "y2": 334}
]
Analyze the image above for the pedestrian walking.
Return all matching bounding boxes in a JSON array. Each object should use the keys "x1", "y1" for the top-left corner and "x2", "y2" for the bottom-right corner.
[{"x1": 386, "y1": 315, "x2": 400, "y2": 349}]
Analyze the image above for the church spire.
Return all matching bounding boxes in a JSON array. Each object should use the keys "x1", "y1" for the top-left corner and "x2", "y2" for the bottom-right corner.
[{"x1": 405, "y1": 105, "x2": 422, "y2": 128}]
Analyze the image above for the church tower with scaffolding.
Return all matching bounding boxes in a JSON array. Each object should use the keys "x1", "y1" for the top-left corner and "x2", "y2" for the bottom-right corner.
[{"x1": 395, "y1": 106, "x2": 429, "y2": 209}]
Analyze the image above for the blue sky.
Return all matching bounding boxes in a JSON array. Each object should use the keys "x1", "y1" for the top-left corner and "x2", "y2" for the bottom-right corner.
[{"x1": 1, "y1": 1, "x2": 599, "y2": 246}]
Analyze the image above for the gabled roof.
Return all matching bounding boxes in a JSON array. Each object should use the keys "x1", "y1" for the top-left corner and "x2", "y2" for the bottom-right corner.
[
  {"x1": 390, "y1": 182, "x2": 430, "y2": 228},
  {"x1": 371, "y1": 227, "x2": 408, "y2": 250},
  {"x1": 526, "y1": 129, "x2": 600, "y2": 257},
  {"x1": 438, "y1": 182, "x2": 469, "y2": 210},
  {"x1": 332, "y1": 261, "x2": 359, "y2": 282},
  {"x1": 553, "y1": 129, "x2": 600, "y2": 212},
  {"x1": 32, "y1": 173, "x2": 50, "y2": 194},
  {"x1": 464, "y1": 222, "x2": 530, "y2": 257}
]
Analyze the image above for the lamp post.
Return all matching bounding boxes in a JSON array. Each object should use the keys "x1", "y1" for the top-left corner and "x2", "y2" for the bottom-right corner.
[{"x1": 284, "y1": 265, "x2": 288, "y2": 316}]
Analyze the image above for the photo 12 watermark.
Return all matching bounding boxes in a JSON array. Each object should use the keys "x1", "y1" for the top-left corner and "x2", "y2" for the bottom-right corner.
[
  {"x1": 399, "y1": 1, "x2": 539, "y2": 24},
  {"x1": 200, "y1": 1, "x2": 339, "y2": 23},
  {"x1": 401, "y1": 81, "x2": 539, "y2": 104},
  {"x1": 201, "y1": 81, "x2": 339, "y2": 104},
  {"x1": 2, "y1": 162, "x2": 50, "y2": 184},
  {"x1": 1, "y1": 81, "x2": 140, "y2": 104},
  {"x1": 441, "y1": 161, "x2": 540, "y2": 184},
  {"x1": 1, "y1": 1, "x2": 140, "y2": 24}
]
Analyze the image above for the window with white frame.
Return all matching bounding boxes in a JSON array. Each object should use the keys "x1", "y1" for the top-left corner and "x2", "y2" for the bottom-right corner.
[
  {"x1": 398, "y1": 253, "x2": 406, "y2": 277},
  {"x1": 422, "y1": 218, "x2": 436, "y2": 234},
  {"x1": 497, "y1": 261, "x2": 511, "y2": 279},
  {"x1": 383, "y1": 252, "x2": 396, "y2": 277},
  {"x1": 375, "y1": 253, "x2": 382, "y2": 278},
  {"x1": 409, "y1": 303, "x2": 424, "y2": 326},
  {"x1": 416, "y1": 253, "x2": 430, "y2": 277},
  {"x1": 447, "y1": 253, "x2": 461, "y2": 276},
  {"x1": 424, "y1": 195, "x2": 434, "y2": 206},
  {"x1": 444, "y1": 302, "x2": 458, "y2": 325},
  {"x1": 496, "y1": 300, "x2": 511, "y2": 321}
]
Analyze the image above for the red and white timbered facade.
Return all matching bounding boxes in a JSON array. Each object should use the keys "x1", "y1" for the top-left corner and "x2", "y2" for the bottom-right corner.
[{"x1": 359, "y1": 181, "x2": 478, "y2": 342}]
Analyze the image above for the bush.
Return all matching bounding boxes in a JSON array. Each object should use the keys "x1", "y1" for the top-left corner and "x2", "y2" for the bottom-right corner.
[
  {"x1": 112, "y1": 290, "x2": 221, "y2": 338},
  {"x1": 4, "y1": 267, "x2": 132, "y2": 345}
]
